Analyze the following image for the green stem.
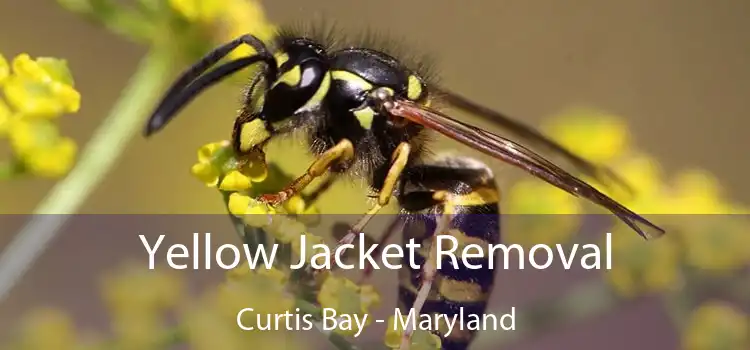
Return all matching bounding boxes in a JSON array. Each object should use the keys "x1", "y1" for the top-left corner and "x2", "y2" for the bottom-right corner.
[{"x1": 0, "y1": 49, "x2": 175, "y2": 302}]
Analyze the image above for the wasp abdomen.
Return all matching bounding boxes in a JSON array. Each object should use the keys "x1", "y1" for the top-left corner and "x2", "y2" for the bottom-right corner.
[{"x1": 397, "y1": 156, "x2": 501, "y2": 350}]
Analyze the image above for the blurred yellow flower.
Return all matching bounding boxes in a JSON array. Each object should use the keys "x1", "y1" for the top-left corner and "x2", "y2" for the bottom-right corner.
[
  {"x1": 504, "y1": 179, "x2": 582, "y2": 246},
  {"x1": 667, "y1": 169, "x2": 732, "y2": 214},
  {"x1": 166, "y1": 0, "x2": 276, "y2": 62},
  {"x1": 506, "y1": 179, "x2": 582, "y2": 215},
  {"x1": 186, "y1": 267, "x2": 298, "y2": 350},
  {"x1": 683, "y1": 301, "x2": 748, "y2": 350},
  {"x1": 0, "y1": 54, "x2": 8, "y2": 84},
  {"x1": 604, "y1": 225, "x2": 682, "y2": 297},
  {"x1": 291, "y1": 232, "x2": 327, "y2": 266},
  {"x1": 169, "y1": 0, "x2": 225, "y2": 23},
  {"x1": 603, "y1": 153, "x2": 666, "y2": 205},
  {"x1": 185, "y1": 283, "x2": 301, "y2": 350},
  {"x1": 18, "y1": 308, "x2": 78, "y2": 350},
  {"x1": 215, "y1": 268, "x2": 294, "y2": 328},
  {"x1": 184, "y1": 306, "x2": 247, "y2": 350},
  {"x1": 266, "y1": 215, "x2": 306, "y2": 243},
  {"x1": 110, "y1": 311, "x2": 164, "y2": 350},
  {"x1": 384, "y1": 315, "x2": 442, "y2": 350},
  {"x1": 543, "y1": 107, "x2": 630, "y2": 164},
  {"x1": 317, "y1": 275, "x2": 381, "y2": 336},
  {"x1": 0, "y1": 99, "x2": 11, "y2": 135},
  {"x1": 679, "y1": 215, "x2": 750, "y2": 272},
  {"x1": 217, "y1": 0, "x2": 277, "y2": 60},
  {"x1": 101, "y1": 263, "x2": 185, "y2": 315}
]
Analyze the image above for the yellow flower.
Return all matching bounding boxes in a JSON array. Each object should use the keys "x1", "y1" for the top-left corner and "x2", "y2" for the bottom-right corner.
[
  {"x1": 317, "y1": 275, "x2": 380, "y2": 336},
  {"x1": 683, "y1": 301, "x2": 748, "y2": 350},
  {"x1": 256, "y1": 265, "x2": 289, "y2": 285},
  {"x1": 384, "y1": 315, "x2": 442, "y2": 350},
  {"x1": 24, "y1": 137, "x2": 77, "y2": 177},
  {"x1": 543, "y1": 107, "x2": 630, "y2": 163},
  {"x1": 226, "y1": 266, "x2": 251, "y2": 281},
  {"x1": 282, "y1": 194, "x2": 321, "y2": 226},
  {"x1": 169, "y1": 0, "x2": 225, "y2": 22},
  {"x1": 226, "y1": 192, "x2": 277, "y2": 227},
  {"x1": 679, "y1": 215, "x2": 750, "y2": 272},
  {"x1": 283, "y1": 195, "x2": 307, "y2": 215},
  {"x1": 3, "y1": 54, "x2": 80, "y2": 118},
  {"x1": 184, "y1": 306, "x2": 246, "y2": 350},
  {"x1": 215, "y1": 269, "x2": 294, "y2": 326},
  {"x1": 604, "y1": 225, "x2": 682, "y2": 297},
  {"x1": 227, "y1": 192, "x2": 252, "y2": 216},
  {"x1": 0, "y1": 98, "x2": 11, "y2": 135},
  {"x1": 190, "y1": 141, "x2": 268, "y2": 189},
  {"x1": 506, "y1": 179, "x2": 582, "y2": 215},
  {"x1": 216, "y1": 0, "x2": 277, "y2": 60},
  {"x1": 0, "y1": 53, "x2": 8, "y2": 84},
  {"x1": 184, "y1": 268, "x2": 296, "y2": 349},
  {"x1": 601, "y1": 153, "x2": 667, "y2": 207},
  {"x1": 110, "y1": 311, "x2": 164, "y2": 350},
  {"x1": 504, "y1": 179, "x2": 582, "y2": 246},
  {"x1": 191, "y1": 141, "x2": 230, "y2": 187},
  {"x1": 7, "y1": 118, "x2": 78, "y2": 177},
  {"x1": 18, "y1": 308, "x2": 78, "y2": 350},
  {"x1": 191, "y1": 162, "x2": 220, "y2": 186},
  {"x1": 101, "y1": 263, "x2": 184, "y2": 315},
  {"x1": 266, "y1": 215, "x2": 306, "y2": 243},
  {"x1": 0, "y1": 53, "x2": 80, "y2": 179},
  {"x1": 219, "y1": 170, "x2": 252, "y2": 191},
  {"x1": 197, "y1": 140, "x2": 228, "y2": 163},
  {"x1": 291, "y1": 232, "x2": 327, "y2": 266},
  {"x1": 667, "y1": 169, "x2": 731, "y2": 214}
]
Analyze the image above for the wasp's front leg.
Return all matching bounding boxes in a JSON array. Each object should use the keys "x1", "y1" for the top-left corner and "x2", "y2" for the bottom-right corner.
[{"x1": 257, "y1": 139, "x2": 355, "y2": 206}]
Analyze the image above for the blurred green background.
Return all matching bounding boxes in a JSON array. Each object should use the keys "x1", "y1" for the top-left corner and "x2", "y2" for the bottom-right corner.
[{"x1": 0, "y1": 0, "x2": 748, "y2": 349}]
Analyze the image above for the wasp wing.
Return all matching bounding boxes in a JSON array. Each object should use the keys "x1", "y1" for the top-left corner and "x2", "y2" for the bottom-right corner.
[
  {"x1": 434, "y1": 88, "x2": 633, "y2": 195},
  {"x1": 386, "y1": 98, "x2": 665, "y2": 239}
]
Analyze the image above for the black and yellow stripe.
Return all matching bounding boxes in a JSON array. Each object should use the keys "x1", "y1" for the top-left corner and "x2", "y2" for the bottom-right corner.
[{"x1": 396, "y1": 156, "x2": 500, "y2": 350}]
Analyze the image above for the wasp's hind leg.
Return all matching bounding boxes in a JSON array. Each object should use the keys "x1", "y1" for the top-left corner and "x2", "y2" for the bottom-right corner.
[
  {"x1": 258, "y1": 139, "x2": 355, "y2": 205},
  {"x1": 357, "y1": 216, "x2": 404, "y2": 284},
  {"x1": 397, "y1": 156, "x2": 501, "y2": 350},
  {"x1": 398, "y1": 199, "x2": 454, "y2": 350},
  {"x1": 332, "y1": 142, "x2": 411, "y2": 250}
]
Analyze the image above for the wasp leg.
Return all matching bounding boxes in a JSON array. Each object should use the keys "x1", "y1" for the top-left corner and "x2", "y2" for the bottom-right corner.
[
  {"x1": 335, "y1": 142, "x2": 411, "y2": 247},
  {"x1": 258, "y1": 139, "x2": 354, "y2": 205},
  {"x1": 400, "y1": 196, "x2": 455, "y2": 350},
  {"x1": 358, "y1": 216, "x2": 403, "y2": 284},
  {"x1": 301, "y1": 173, "x2": 340, "y2": 207}
]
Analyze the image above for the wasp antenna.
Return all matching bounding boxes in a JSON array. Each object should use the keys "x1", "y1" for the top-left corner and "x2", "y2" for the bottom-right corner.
[
  {"x1": 620, "y1": 212, "x2": 666, "y2": 240},
  {"x1": 144, "y1": 34, "x2": 277, "y2": 137},
  {"x1": 144, "y1": 56, "x2": 271, "y2": 136}
]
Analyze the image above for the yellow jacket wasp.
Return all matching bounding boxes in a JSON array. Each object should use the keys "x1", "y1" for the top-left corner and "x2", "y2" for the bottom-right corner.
[{"x1": 144, "y1": 24, "x2": 665, "y2": 350}]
